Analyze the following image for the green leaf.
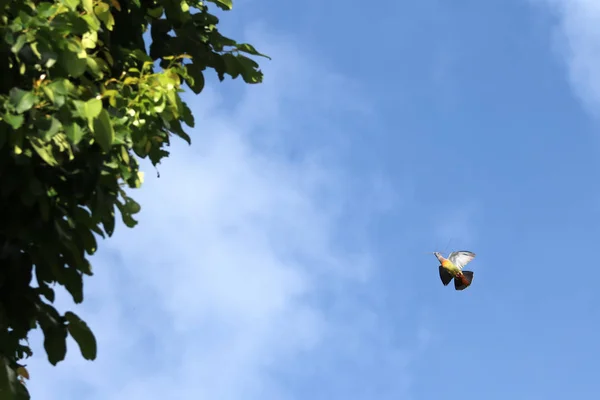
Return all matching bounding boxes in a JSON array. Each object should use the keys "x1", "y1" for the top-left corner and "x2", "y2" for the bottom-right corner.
[
  {"x1": 60, "y1": 51, "x2": 87, "y2": 77},
  {"x1": 222, "y1": 53, "x2": 241, "y2": 79},
  {"x1": 84, "y1": 99, "x2": 102, "y2": 120},
  {"x1": 115, "y1": 196, "x2": 140, "y2": 227},
  {"x1": 237, "y1": 43, "x2": 270, "y2": 59},
  {"x1": 79, "y1": 226, "x2": 97, "y2": 255},
  {"x1": 101, "y1": 207, "x2": 116, "y2": 236},
  {"x1": 44, "y1": 327, "x2": 67, "y2": 366},
  {"x1": 81, "y1": 31, "x2": 98, "y2": 49},
  {"x1": 171, "y1": 119, "x2": 192, "y2": 144},
  {"x1": 124, "y1": 196, "x2": 141, "y2": 214},
  {"x1": 37, "y1": 284, "x2": 55, "y2": 303},
  {"x1": 61, "y1": 0, "x2": 81, "y2": 11},
  {"x1": 41, "y1": 117, "x2": 62, "y2": 140},
  {"x1": 62, "y1": 266, "x2": 83, "y2": 303},
  {"x1": 0, "y1": 356, "x2": 29, "y2": 400},
  {"x1": 10, "y1": 35, "x2": 28, "y2": 55},
  {"x1": 184, "y1": 63, "x2": 205, "y2": 94},
  {"x1": 86, "y1": 57, "x2": 105, "y2": 77},
  {"x1": 65, "y1": 122, "x2": 85, "y2": 145},
  {"x1": 181, "y1": 102, "x2": 194, "y2": 128},
  {"x1": 147, "y1": 6, "x2": 164, "y2": 18},
  {"x1": 91, "y1": 109, "x2": 114, "y2": 152},
  {"x1": 29, "y1": 138, "x2": 58, "y2": 166},
  {"x1": 236, "y1": 55, "x2": 263, "y2": 84},
  {"x1": 37, "y1": 2, "x2": 57, "y2": 17},
  {"x1": 65, "y1": 312, "x2": 97, "y2": 361},
  {"x1": 9, "y1": 88, "x2": 38, "y2": 114},
  {"x1": 44, "y1": 80, "x2": 69, "y2": 107},
  {"x1": 3, "y1": 113, "x2": 24, "y2": 130},
  {"x1": 82, "y1": 0, "x2": 94, "y2": 13},
  {"x1": 37, "y1": 304, "x2": 67, "y2": 366},
  {"x1": 208, "y1": 0, "x2": 233, "y2": 10},
  {"x1": 95, "y1": 3, "x2": 115, "y2": 30}
]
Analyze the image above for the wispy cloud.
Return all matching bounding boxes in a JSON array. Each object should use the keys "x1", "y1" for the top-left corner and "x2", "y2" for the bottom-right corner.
[
  {"x1": 535, "y1": 0, "x2": 600, "y2": 115},
  {"x1": 25, "y1": 29, "x2": 417, "y2": 400}
]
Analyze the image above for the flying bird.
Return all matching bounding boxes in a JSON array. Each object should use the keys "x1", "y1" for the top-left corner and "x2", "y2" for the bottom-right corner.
[{"x1": 433, "y1": 251, "x2": 476, "y2": 290}]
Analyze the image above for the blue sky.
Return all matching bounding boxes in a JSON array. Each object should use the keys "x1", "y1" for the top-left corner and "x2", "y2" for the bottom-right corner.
[{"x1": 26, "y1": 0, "x2": 600, "y2": 399}]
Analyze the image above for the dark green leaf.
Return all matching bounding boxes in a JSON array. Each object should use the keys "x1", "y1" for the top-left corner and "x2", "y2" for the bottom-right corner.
[
  {"x1": 91, "y1": 109, "x2": 114, "y2": 152},
  {"x1": 60, "y1": 51, "x2": 87, "y2": 77},
  {"x1": 0, "y1": 356, "x2": 29, "y2": 400},
  {"x1": 101, "y1": 209, "x2": 115, "y2": 236},
  {"x1": 236, "y1": 55, "x2": 263, "y2": 84},
  {"x1": 147, "y1": 6, "x2": 164, "y2": 18},
  {"x1": 37, "y1": 304, "x2": 67, "y2": 366},
  {"x1": 78, "y1": 226, "x2": 97, "y2": 255},
  {"x1": 124, "y1": 197, "x2": 141, "y2": 214},
  {"x1": 222, "y1": 53, "x2": 240, "y2": 79},
  {"x1": 181, "y1": 102, "x2": 194, "y2": 129},
  {"x1": 116, "y1": 197, "x2": 140, "y2": 228},
  {"x1": 185, "y1": 63, "x2": 205, "y2": 94},
  {"x1": 37, "y1": 2, "x2": 57, "y2": 18},
  {"x1": 37, "y1": 284, "x2": 55, "y2": 303},
  {"x1": 9, "y1": 89, "x2": 38, "y2": 114},
  {"x1": 236, "y1": 43, "x2": 270, "y2": 59},
  {"x1": 171, "y1": 120, "x2": 192, "y2": 144},
  {"x1": 62, "y1": 267, "x2": 83, "y2": 303},
  {"x1": 65, "y1": 312, "x2": 97, "y2": 361}
]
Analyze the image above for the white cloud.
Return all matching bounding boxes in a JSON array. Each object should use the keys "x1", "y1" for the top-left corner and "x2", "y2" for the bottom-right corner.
[
  {"x1": 535, "y1": 0, "x2": 600, "y2": 115},
  {"x1": 24, "y1": 29, "x2": 415, "y2": 400}
]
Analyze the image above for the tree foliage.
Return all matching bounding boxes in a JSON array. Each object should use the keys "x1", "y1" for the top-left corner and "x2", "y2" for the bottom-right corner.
[{"x1": 0, "y1": 0, "x2": 267, "y2": 398}]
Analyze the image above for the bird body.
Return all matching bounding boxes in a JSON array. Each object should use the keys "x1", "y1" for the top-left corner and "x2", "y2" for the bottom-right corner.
[{"x1": 434, "y1": 251, "x2": 476, "y2": 290}]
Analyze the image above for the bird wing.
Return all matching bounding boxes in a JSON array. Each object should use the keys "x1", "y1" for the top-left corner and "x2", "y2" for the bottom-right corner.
[{"x1": 448, "y1": 251, "x2": 476, "y2": 269}]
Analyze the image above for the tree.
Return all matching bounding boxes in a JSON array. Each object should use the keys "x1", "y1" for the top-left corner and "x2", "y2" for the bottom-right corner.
[{"x1": 0, "y1": 0, "x2": 267, "y2": 398}]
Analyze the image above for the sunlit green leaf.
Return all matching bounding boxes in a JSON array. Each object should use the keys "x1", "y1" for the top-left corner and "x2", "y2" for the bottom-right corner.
[
  {"x1": 10, "y1": 35, "x2": 28, "y2": 55},
  {"x1": 84, "y1": 99, "x2": 102, "y2": 120},
  {"x1": 64, "y1": 122, "x2": 85, "y2": 145},
  {"x1": 61, "y1": 0, "x2": 81, "y2": 11},
  {"x1": 29, "y1": 138, "x2": 58, "y2": 166},
  {"x1": 3, "y1": 113, "x2": 24, "y2": 130},
  {"x1": 208, "y1": 0, "x2": 233, "y2": 11}
]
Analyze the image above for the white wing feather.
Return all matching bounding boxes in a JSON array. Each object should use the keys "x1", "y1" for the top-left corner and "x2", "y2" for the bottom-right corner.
[{"x1": 448, "y1": 251, "x2": 476, "y2": 269}]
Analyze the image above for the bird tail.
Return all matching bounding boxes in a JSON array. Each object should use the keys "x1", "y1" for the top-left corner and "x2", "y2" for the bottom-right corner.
[
  {"x1": 438, "y1": 266, "x2": 453, "y2": 286},
  {"x1": 454, "y1": 271, "x2": 474, "y2": 291}
]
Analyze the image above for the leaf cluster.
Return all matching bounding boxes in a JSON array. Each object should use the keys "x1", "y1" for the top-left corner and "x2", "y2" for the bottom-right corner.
[{"x1": 0, "y1": 0, "x2": 266, "y2": 398}]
